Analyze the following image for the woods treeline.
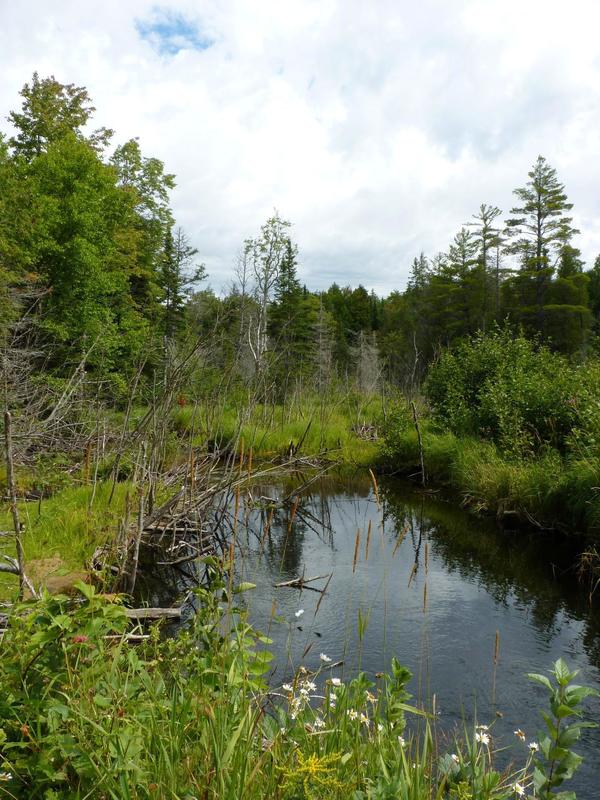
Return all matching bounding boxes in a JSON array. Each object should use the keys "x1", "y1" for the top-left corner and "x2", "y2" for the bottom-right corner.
[{"x1": 2, "y1": 73, "x2": 600, "y2": 407}]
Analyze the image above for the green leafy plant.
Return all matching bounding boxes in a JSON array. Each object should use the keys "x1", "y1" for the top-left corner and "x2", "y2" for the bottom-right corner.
[{"x1": 528, "y1": 658, "x2": 599, "y2": 799}]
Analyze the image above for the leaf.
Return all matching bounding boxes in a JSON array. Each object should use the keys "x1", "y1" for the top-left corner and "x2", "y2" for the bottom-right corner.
[
  {"x1": 553, "y1": 658, "x2": 577, "y2": 686},
  {"x1": 527, "y1": 672, "x2": 553, "y2": 692},
  {"x1": 234, "y1": 582, "x2": 256, "y2": 594},
  {"x1": 73, "y1": 580, "x2": 95, "y2": 600},
  {"x1": 565, "y1": 685, "x2": 600, "y2": 704},
  {"x1": 93, "y1": 694, "x2": 112, "y2": 708}
]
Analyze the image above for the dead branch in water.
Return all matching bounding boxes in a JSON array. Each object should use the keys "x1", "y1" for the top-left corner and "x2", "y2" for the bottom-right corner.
[{"x1": 275, "y1": 573, "x2": 331, "y2": 590}]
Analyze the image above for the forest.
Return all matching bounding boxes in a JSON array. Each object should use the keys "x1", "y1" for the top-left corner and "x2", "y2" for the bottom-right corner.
[
  {"x1": 3, "y1": 75, "x2": 600, "y2": 400},
  {"x1": 1, "y1": 74, "x2": 600, "y2": 799}
]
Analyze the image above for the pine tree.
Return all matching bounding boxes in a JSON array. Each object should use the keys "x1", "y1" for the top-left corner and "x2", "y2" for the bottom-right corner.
[
  {"x1": 161, "y1": 227, "x2": 204, "y2": 339},
  {"x1": 504, "y1": 156, "x2": 579, "y2": 335},
  {"x1": 468, "y1": 204, "x2": 502, "y2": 330},
  {"x1": 269, "y1": 238, "x2": 316, "y2": 395}
]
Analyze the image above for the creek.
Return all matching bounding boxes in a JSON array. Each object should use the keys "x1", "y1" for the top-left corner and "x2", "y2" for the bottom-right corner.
[{"x1": 139, "y1": 471, "x2": 600, "y2": 793}]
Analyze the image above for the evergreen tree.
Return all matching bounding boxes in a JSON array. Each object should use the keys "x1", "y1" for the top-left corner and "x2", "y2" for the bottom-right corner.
[
  {"x1": 468, "y1": 204, "x2": 502, "y2": 330},
  {"x1": 504, "y1": 156, "x2": 579, "y2": 336},
  {"x1": 161, "y1": 227, "x2": 204, "y2": 339},
  {"x1": 269, "y1": 238, "x2": 316, "y2": 394}
]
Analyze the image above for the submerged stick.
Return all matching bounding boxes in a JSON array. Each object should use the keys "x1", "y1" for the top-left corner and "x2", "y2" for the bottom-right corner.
[{"x1": 275, "y1": 574, "x2": 330, "y2": 589}]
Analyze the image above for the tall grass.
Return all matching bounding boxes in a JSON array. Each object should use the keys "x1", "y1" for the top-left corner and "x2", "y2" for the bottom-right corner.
[
  {"x1": 2, "y1": 575, "x2": 591, "y2": 799},
  {"x1": 171, "y1": 397, "x2": 382, "y2": 465},
  {"x1": 0, "y1": 481, "x2": 131, "y2": 598},
  {"x1": 381, "y1": 421, "x2": 600, "y2": 533}
]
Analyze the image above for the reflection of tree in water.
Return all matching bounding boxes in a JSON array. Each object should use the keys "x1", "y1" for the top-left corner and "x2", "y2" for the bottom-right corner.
[
  {"x1": 241, "y1": 473, "x2": 374, "y2": 578},
  {"x1": 380, "y1": 479, "x2": 600, "y2": 667}
]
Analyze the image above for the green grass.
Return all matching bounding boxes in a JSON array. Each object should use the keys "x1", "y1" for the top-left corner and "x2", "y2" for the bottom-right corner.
[
  {"x1": 171, "y1": 397, "x2": 382, "y2": 466},
  {"x1": 0, "y1": 481, "x2": 131, "y2": 599},
  {"x1": 383, "y1": 423, "x2": 600, "y2": 534}
]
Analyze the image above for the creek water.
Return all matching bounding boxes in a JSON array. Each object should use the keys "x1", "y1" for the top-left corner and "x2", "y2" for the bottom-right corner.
[{"x1": 140, "y1": 472, "x2": 600, "y2": 793}]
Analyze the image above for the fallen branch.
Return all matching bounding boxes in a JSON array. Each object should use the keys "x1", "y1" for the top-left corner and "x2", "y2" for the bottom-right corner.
[
  {"x1": 124, "y1": 607, "x2": 182, "y2": 620},
  {"x1": 275, "y1": 574, "x2": 330, "y2": 590}
]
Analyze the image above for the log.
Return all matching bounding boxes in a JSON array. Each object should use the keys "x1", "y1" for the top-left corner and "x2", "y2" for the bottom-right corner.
[{"x1": 124, "y1": 607, "x2": 182, "y2": 620}]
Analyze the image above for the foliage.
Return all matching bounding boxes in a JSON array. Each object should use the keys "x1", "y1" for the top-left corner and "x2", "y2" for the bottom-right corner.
[
  {"x1": 423, "y1": 329, "x2": 590, "y2": 456},
  {"x1": 0, "y1": 580, "x2": 595, "y2": 799},
  {"x1": 527, "y1": 659, "x2": 599, "y2": 799}
]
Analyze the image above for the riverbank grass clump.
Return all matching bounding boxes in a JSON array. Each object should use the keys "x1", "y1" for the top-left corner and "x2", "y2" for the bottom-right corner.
[
  {"x1": 381, "y1": 330, "x2": 600, "y2": 533},
  {"x1": 170, "y1": 397, "x2": 382, "y2": 465},
  {"x1": 0, "y1": 569, "x2": 596, "y2": 799}
]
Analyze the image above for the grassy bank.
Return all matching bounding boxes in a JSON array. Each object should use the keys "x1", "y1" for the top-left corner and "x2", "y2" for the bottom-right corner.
[
  {"x1": 381, "y1": 421, "x2": 600, "y2": 535},
  {"x1": 0, "y1": 576, "x2": 595, "y2": 799},
  {"x1": 0, "y1": 481, "x2": 132, "y2": 598},
  {"x1": 170, "y1": 398, "x2": 381, "y2": 466}
]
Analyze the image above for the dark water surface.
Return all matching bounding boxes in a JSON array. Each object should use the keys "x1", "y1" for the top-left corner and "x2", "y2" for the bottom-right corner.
[{"x1": 142, "y1": 472, "x2": 600, "y2": 793}]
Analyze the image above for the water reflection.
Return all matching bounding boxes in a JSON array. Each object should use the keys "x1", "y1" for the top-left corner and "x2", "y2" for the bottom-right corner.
[{"x1": 139, "y1": 472, "x2": 600, "y2": 791}]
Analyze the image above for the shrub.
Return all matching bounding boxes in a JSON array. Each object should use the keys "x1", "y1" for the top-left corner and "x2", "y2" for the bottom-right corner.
[{"x1": 424, "y1": 329, "x2": 592, "y2": 457}]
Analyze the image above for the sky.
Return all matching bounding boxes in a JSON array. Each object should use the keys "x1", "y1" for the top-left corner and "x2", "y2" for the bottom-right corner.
[{"x1": 1, "y1": 0, "x2": 600, "y2": 295}]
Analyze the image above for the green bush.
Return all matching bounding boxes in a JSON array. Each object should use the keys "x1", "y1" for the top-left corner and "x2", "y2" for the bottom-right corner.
[{"x1": 424, "y1": 329, "x2": 597, "y2": 457}]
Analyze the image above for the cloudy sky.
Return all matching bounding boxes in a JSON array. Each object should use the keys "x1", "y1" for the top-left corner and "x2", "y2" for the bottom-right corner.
[{"x1": 1, "y1": 0, "x2": 600, "y2": 294}]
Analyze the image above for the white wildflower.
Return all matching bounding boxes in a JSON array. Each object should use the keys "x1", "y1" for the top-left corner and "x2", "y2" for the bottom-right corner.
[
  {"x1": 305, "y1": 681, "x2": 317, "y2": 692},
  {"x1": 282, "y1": 683, "x2": 293, "y2": 693},
  {"x1": 398, "y1": 735, "x2": 406, "y2": 747},
  {"x1": 313, "y1": 716, "x2": 326, "y2": 729},
  {"x1": 451, "y1": 753, "x2": 460, "y2": 764},
  {"x1": 476, "y1": 724, "x2": 489, "y2": 731},
  {"x1": 330, "y1": 677, "x2": 342, "y2": 687},
  {"x1": 528, "y1": 741, "x2": 539, "y2": 752},
  {"x1": 0, "y1": 773, "x2": 12, "y2": 782},
  {"x1": 347, "y1": 709, "x2": 359, "y2": 721},
  {"x1": 512, "y1": 783, "x2": 526, "y2": 797},
  {"x1": 514, "y1": 728, "x2": 526, "y2": 741},
  {"x1": 377, "y1": 723, "x2": 384, "y2": 732},
  {"x1": 475, "y1": 731, "x2": 490, "y2": 746},
  {"x1": 319, "y1": 652, "x2": 332, "y2": 663}
]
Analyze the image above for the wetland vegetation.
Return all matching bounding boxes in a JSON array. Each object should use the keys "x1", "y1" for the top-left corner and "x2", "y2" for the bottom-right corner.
[{"x1": 1, "y1": 75, "x2": 600, "y2": 797}]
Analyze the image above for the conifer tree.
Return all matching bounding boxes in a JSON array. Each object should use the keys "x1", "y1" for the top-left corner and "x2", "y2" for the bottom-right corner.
[
  {"x1": 468, "y1": 204, "x2": 502, "y2": 330},
  {"x1": 161, "y1": 227, "x2": 204, "y2": 339},
  {"x1": 504, "y1": 156, "x2": 579, "y2": 335}
]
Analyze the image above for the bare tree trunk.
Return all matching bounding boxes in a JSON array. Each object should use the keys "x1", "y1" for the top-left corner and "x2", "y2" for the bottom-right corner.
[
  {"x1": 4, "y1": 410, "x2": 26, "y2": 598},
  {"x1": 128, "y1": 442, "x2": 147, "y2": 596}
]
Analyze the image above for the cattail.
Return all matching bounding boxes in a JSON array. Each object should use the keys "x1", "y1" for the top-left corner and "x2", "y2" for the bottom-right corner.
[
  {"x1": 369, "y1": 468, "x2": 381, "y2": 507},
  {"x1": 408, "y1": 562, "x2": 417, "y2": 588},
  {"x1": 492, "y1": 630, "x2": 500, "y2": 705},
  {"x1": 261, "y1": 508, "x2": 274, "y2": 549},
  {"x1": 289, "y1": 497, "x2": 299, "y2": 530},
  {"x1": 392, "y1": 524, "x2": 408, "y2": 556},
  {"x1": 352, "y1": 528, "x2": 361, "y2": 573}
]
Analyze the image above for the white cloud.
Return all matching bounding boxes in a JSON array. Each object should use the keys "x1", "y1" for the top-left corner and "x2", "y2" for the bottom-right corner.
[{"x1": 1, "y1": 0, "x2": 599, "y2": 295}]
